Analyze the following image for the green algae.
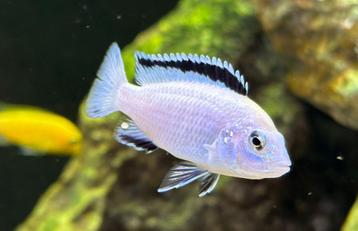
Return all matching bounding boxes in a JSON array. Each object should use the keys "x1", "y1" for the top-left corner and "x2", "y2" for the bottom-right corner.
[
  {"x1": 16, "y1": 0, "x2": 356, "y2": 230},
  {"x1": 17, "y1": 0, "x2": 260, "y2": 230},
  {"x1": 121, "y1": 0, "x2": 257, "y2": 80},
  {"x1": 17, "y1": 103, "x2": 136, "y2": 231},
  {"x1": 337, "y1": 69, "x2": 358, "y2": 97},
  {"x1": 254, "y1": 0, "x2": 358, "y2": 130}
]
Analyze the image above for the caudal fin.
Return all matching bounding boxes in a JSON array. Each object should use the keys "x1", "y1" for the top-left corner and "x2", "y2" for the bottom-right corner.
[{"x1": 86, "y1": 42, "x2": 128, "y2": 118}]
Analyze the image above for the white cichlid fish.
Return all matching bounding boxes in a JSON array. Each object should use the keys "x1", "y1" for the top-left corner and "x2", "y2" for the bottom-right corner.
[{"x1": 86, "y1": 43, "x2": 292, "y2": 197}]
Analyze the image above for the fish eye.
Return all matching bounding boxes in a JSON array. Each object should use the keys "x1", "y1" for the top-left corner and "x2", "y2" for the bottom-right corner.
[{"x1": 249, "y1": 131, "x2": 265, "y2": 151}]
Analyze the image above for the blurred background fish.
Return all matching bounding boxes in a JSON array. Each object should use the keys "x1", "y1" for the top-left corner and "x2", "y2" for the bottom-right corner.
[{"x1": 0, "y1": 102, "x2": 82, "y2": 156}]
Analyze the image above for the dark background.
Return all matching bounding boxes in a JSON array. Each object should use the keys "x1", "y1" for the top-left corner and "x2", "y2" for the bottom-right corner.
[{"x1": 0, "y1": 1, "x2": 178, "y2": 230}]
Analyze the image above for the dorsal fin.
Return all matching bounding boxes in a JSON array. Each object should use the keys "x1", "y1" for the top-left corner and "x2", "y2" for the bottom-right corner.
[
  {"x1": 114, "y1": 120, "x2": 158, "y2": 154},
  {"x1": 135, "y1": 52, "x2": 249, "y2": 95}
]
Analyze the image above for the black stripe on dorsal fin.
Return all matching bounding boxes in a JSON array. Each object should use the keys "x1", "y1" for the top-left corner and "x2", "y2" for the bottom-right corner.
[
  {"x1": 135, "y1": 52, "x2": 249, "y2": 95},
  {"x1": 114, "y1": 119, "x2": 158, "y2": 154}
]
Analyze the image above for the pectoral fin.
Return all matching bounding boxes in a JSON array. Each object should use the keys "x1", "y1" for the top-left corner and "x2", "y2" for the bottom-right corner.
[{"x1": 158, "y1": 161, "x2": 219, "y2": 197}]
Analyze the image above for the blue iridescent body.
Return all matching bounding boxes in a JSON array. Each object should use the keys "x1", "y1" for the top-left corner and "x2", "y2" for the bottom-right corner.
[{"x1": 86, "y1": 43, "x2": 292, "y2": 197}]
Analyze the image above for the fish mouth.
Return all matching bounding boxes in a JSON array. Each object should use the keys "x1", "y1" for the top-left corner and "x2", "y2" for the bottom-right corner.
[
  {"x1": 271, "y1": 166, "x2": 290, "y2": 175},
  {"x1": 271, "y1": 161, "x2": 291, "y2": 174},
  {"x1": 233, "y1": 158, "x2": 292, "y2": 179},
  {"x1": 234, "y1": 163, "x2": 291, "y2": 179},
  {"x1": 274, "y1": 160, "x2": 291, "y2": 168},
  {"x1": 253, "y1": 162, "x2": 291, "y2": 178}
]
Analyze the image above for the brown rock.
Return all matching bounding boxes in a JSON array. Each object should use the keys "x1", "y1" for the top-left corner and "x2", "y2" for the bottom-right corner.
[{"x1": 254, "y1": 0, "x2": 358, "y2": 130}]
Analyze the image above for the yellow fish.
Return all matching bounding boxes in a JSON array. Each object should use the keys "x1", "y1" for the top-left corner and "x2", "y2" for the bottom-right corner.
[{"x1": 0, "y1": 104, "x2": 82, "y2": 156}]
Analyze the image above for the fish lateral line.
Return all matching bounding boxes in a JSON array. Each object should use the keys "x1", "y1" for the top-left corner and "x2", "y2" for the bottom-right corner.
[{"x1": 86, "y1": 42, "x2": 292, "y2": 197}]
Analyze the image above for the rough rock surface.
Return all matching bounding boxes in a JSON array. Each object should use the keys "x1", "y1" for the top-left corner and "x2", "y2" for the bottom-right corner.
[
  {"x1": 17, "y1": 0, "x2": 358, "y2": 230},
  {"x1": 254, "y1": 0, "x2": 358, "y2": 130}
]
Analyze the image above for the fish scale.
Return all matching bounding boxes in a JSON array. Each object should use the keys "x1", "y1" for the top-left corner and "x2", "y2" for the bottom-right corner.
[
  {"x1": 119, "y1": 83, "x2": 234, "y2": 165},
  {"x1": 86, "y1": 43, "x2": 291, "y2": 196}
]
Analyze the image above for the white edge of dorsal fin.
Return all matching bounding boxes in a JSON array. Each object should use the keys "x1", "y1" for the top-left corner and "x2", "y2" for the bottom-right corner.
[{"x1": 134, "y1": 51, "x2": 249, "y2": 95}]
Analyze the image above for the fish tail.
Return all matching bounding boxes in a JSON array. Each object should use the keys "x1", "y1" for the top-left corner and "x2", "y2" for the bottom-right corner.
[{"x1": 86, "y1": 43, "x2": 128, "y2": 118}]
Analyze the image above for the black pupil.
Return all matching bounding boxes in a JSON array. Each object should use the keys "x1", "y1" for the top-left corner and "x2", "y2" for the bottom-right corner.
[{"x1": 252, "y1": 136, "x2": 261, "y2": 146}]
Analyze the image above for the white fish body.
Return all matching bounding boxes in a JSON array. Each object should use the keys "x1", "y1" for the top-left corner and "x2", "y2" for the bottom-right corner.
[
  {"x1": 86, "y1": 43, "x2": 292, "y2": 197},
  {"x1": 120, "y1": 82, "x2": 270, "y2": 175}
]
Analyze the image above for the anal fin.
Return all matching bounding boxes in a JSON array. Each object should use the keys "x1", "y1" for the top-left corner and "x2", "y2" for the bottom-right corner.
[
  {"x1": 114, "y1": 120, "x2": 157, "y2": 153},
  {"x1": 199, "y1": 173, "x2": 220, "y2": 197}
]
